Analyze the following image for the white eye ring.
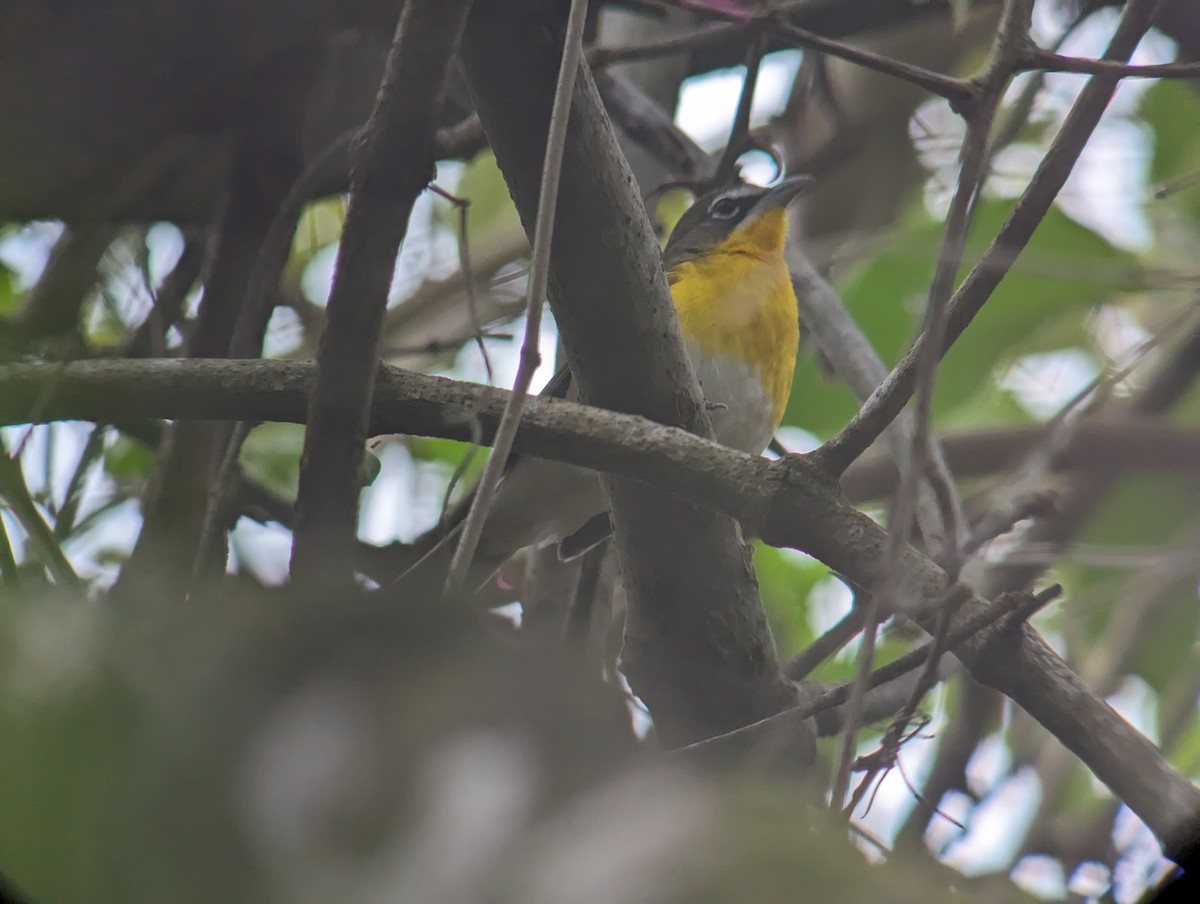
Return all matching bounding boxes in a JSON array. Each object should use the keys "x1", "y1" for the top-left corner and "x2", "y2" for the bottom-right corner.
[{"x1": 708, "y1": 196, "x2": 740, "y2": 219}]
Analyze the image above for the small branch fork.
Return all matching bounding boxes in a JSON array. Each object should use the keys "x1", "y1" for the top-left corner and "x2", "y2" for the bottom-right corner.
[{"x1": 678, "y1": 584, "x2": 1062, "y2": 763}]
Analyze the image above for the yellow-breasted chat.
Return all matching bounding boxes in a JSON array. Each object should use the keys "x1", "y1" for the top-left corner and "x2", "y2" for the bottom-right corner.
[{"x1": 390, "y1": 174, "x2": 810, "y2": 595}]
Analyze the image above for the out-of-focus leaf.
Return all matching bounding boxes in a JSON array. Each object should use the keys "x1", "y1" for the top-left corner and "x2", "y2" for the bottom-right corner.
[
  {"x1": 1142, "y1": 80, "x2": 1200, "y2": 194},
  {"x1": 656, "y1": 188, "x2": 695, "y2": 246},
  {"x1": 753, "y1": 545, "x2": 825, "y2": 656},
  {"x1": 0, "y1": 260, "x2": 17, "y2": 316},
  {"x1": 292, "y1": 197, "x2": 347, "y2": 270},
  {"x1": 0, "y1": 600, "x2": 147, "y2": 903},
  {"x1": 406, "y1": 437, "x2": 487, "y2": 493},
  {"x1": 937, "y1": 378, "x2": 1032, "y2": 432},
  {"x1": 452, "y1": 151, "x2": 522, "y2": 247},
  {"x1": 1169, "y1": 711, "x2": 1200, "y2": 774},
  {"x1": 240, "y1": 423, "x2": 305, "y2": 500},
  {"x1": 808, "y1": 629, "x2": 911, "y2": 687},
  {"x1": 1066, "y1": 474, "x2": 1200, "y2": 695},
  {"x1": 102, "y1": 436, "x2": 155, "y2": 480},
  {"x1": 784, "y1": 199, "x2": 1141, "y2": 437},
  {"x1": 937, "y1": 201, "x2": 1140, "y2": 413}
]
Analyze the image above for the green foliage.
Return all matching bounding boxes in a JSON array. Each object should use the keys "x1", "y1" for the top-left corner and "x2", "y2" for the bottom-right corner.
[
  {"x1": 102, "y1": 435, "x2": 155, "y2": 482},
  {"x1": 752, "y1": 545, "x2": 826, "y2": 656},
  {"x1": 0, "y1": 259, "x2": 17, "y2": 316},
  {"x1": 1142, "y1": 81, "x2": 1200, "y2": 192},
  {"x1": 782, "y1": 199, "x2": 1141, "y2": 437},
  {"x1": 1063, "y1": 474, "x2": 1200, "y2": 695},
  {"x1": 451, "y1": 151, "x2": 523, "y2": 244},
  {"x1": 240, "y1": 423, "x2": 306, "y2": 499},
  {"x1": 291, "y1": 196, "x2": 348, "y2": 282}
]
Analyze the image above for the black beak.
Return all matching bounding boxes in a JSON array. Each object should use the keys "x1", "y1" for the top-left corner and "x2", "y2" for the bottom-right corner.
[{"x1": 756, "y1": 174, "x2": 813, "y2": 212}]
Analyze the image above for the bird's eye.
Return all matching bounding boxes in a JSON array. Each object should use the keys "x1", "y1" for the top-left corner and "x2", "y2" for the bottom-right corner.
[{"x1": 708, "y1": 196, "x2": 741, "y2": 220}]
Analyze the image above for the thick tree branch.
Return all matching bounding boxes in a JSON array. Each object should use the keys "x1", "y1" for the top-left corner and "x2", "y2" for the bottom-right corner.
[
  {"x1": 6, "y1": 361, "x2": 1200, "y2": 499},
  {"x1": 115, "y1": 57, "x2": 311, "y2": 603},
  {"x1": 8, "y1": 224, "x2": 116, "y2": 343},
  {"x1": 4, "y1": 356, "x2": 1199, "y2": 854},
  {"x1": 290, "y1": 0, "x2": 471, "y2": 594},
  {"x1": 460, "y1": 0, "x2": 798, "y2": 747}
]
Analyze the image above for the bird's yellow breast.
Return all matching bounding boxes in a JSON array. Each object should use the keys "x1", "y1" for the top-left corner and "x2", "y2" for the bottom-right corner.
[{"x1": 667, "y1": 211, "x2": 799, "y2": 433}]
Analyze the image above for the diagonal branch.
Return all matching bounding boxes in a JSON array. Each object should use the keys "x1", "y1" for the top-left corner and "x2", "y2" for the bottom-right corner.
[
  {"x1": 816, "y1": 0, "x2": 1168, "y2": 476},
  {"x1": 445, "y1": 0, "x2": 589, "y2": 594},
  {"x1": 289, "y1": 0, "x2": 472, "y2": 594}
]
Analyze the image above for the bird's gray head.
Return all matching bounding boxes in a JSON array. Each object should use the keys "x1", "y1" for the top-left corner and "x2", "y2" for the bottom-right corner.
[{"x1": 661, "y1": 175, "x2": 811, "y2": 272}]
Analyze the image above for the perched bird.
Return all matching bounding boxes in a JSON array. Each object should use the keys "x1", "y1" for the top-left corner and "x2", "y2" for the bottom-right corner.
[{"x1": 384, "y1": 175, "x2": 809, "y2": 596}]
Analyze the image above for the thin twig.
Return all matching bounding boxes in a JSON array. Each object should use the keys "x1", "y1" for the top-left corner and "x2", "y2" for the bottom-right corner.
[
  {"x1": 428, "y1": 183, "x2": 494, "y2": 384},
  {"x1": 1154, "y1": 169, "x2": 1200, "y2": 200},
  {"x1": 0, "y1": 441, "x2": 81, "y2": 588},
  {"x1": 382, "y1": 331, "x2": 514, "y2": 359},
  {"x1": 1025, "y1": 47, "x2": 1200, "y2": 79},
  {"x1": 436, "y1": 406, "x2": 484, "y2": 537},
  {"x1": 815, "y1": 0, "x2": 1168, "y2": 477},
  {"x1": 787, "y1": 248, "x2": 960, "y2": 553},
  {"x1": 588, "y1": 22, "x2": 742, "y2": 68},
  {"x1": 563, "y1": 539, "x2": 608, "y2": 649},
  {"x1": 52, "y1": 424, "x2": 107, "y2": 540},
  {"x1": 677, "y1": 584, "x2": 1060, "y2": 761},
  {"x1": 831, "y1": 606, "x2": 880, "y2": 812},
  {"x1": 713, "y1": 27, "x2": 766, "y2": 186},
  {"x1": 290, "y1": 0, "x2": 474, "y2": 591},
  {"x1": 768, "y1": 18, "x2": 977, "y2": 115},
  {"x1": 783, "y1": 603, "x2": 865, "y2": 680},
  {"x1": 188, "y1": 419, "x2": 252, "y2": 598},
  {"x1": 846, "y1": 589, "x2": 966, "y2": 816},
  {"x1": 834, "y1": 2, "x2": 1036, "y2": 813},
  {"x1": 889, "y1": 0, "x2": 1034, "y2": 588},
  {"x1": 444, "y1": 0, "x2": 590, "y2": 593}
]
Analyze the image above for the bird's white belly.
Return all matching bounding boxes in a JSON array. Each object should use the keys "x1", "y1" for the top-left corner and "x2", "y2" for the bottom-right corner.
[{"x1": 687, "y1": 340, "x2": 776, "y2": 455}]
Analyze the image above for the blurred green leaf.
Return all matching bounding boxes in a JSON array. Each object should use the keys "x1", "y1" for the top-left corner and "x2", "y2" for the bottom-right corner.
[
  {"x1": 102, "y1": 436, "x2": 155, "y2": 480},
  {"x1": 785, "y1": 199, "x2": 1141, "y2": 437},
  {"x1": 753, "y1": 545, "x2": 825, "y2": 656},
  {"x1": 938, "y1": 201, "x2": 1140, "y2": 413},
  {"x1": 1142, "y1": 80, "x2": 1200, "y2": 190},
  {"x1": 407, "y1": 436, "x2": 486, "y2": 491},
  {"x1": 292, "y1": 197, "x2": 347, "y2": 271},
  {"x1": 1064, "y1": 474, "x2": 1200, "y2": 695},
  {"x1": 240, "y1": 423, "x2": 305, "y2": 500},
  {"x1": 452, "y1": 151, "x2": 522, "y2": 245},
  {"x1": 1169, "y1": 710, "x2": 1200, "y2": 775},
  {"x1": 0, "y1": 259, "x2": 17, "y2": 316}
]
